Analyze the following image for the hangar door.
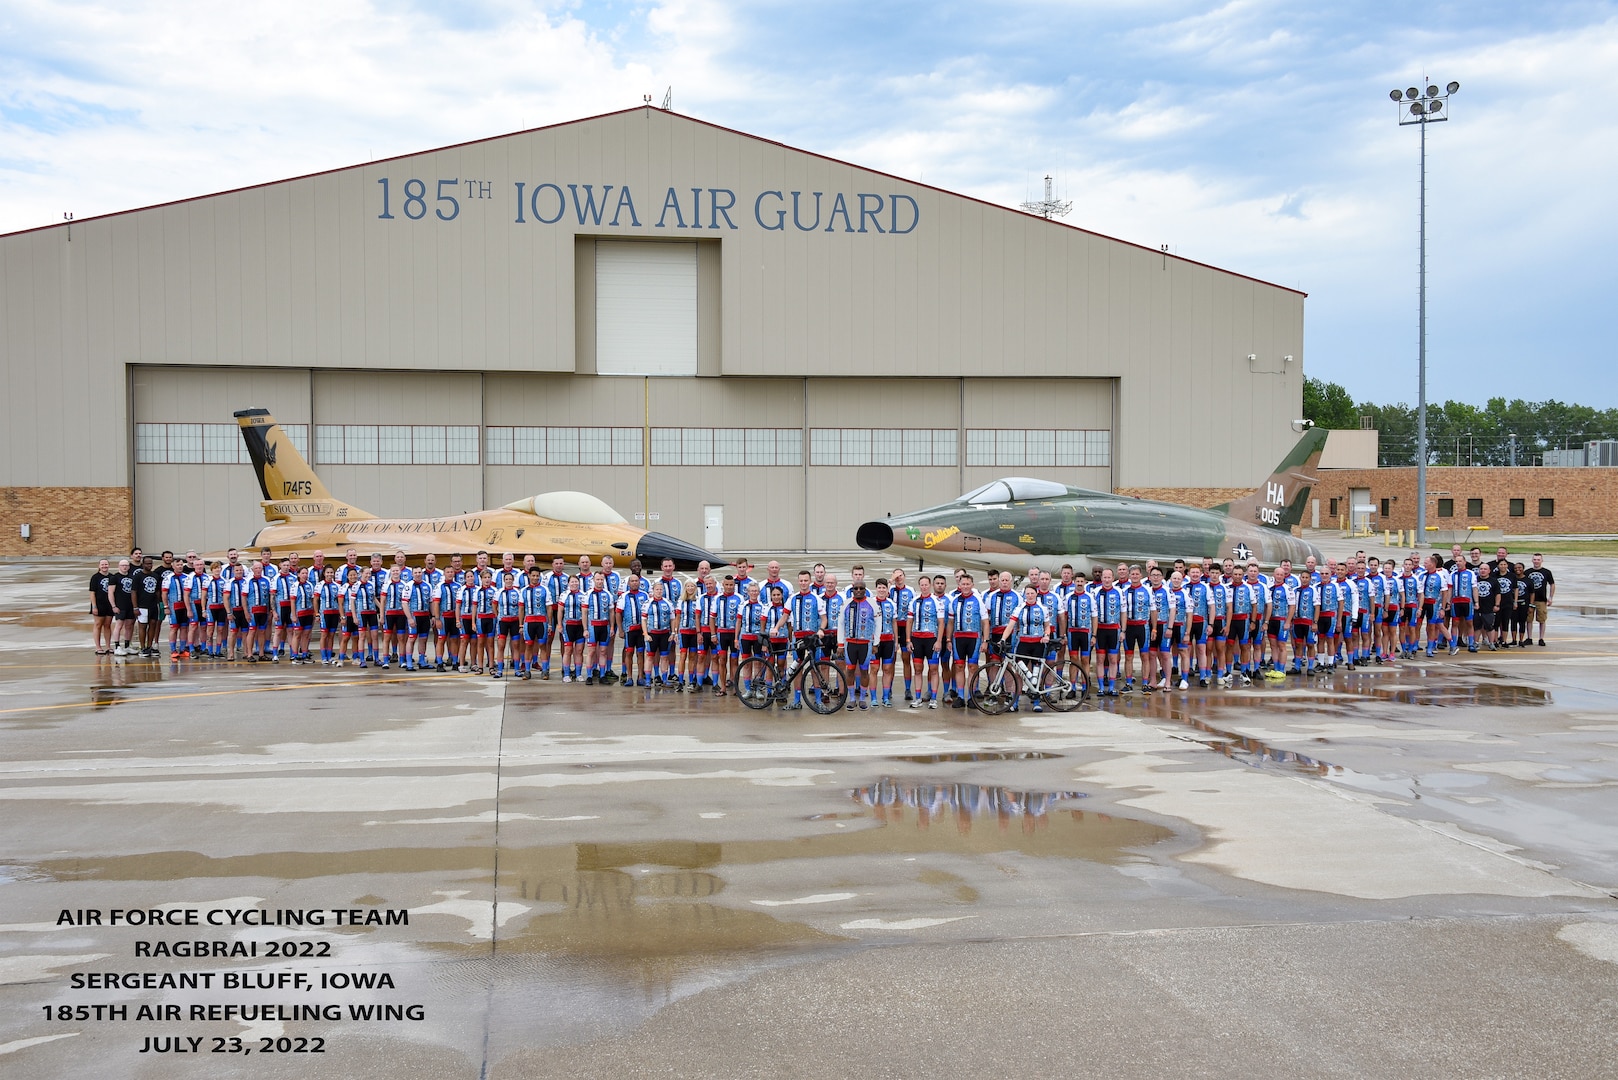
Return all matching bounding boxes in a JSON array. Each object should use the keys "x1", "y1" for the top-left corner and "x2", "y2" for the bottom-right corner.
[{"x1": 131, "y1": 367, "x2": 312, "y2": 555}]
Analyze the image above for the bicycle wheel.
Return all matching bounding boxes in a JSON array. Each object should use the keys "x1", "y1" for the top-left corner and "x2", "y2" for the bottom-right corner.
[
  {"x1": 800, "y1": 661, "x2": 849, "y2": 714},
  {"x1": 735, "y1": 657, "x2": 777, "y2": 710},
  {"x1": 973, "y1": 663, "x2": 1010, "y2": 715},
  {"x1": 1046, "y1": 661, "x2": 1091, "y2": 711}
]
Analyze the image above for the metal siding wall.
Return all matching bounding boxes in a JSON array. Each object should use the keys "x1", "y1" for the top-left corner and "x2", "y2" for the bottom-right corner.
[
  {"x1": 0, "y1": 107, "x2": 1304, "y2": 503},
  {"x1": 311, "y1": 371, "x2": 481, "y2": 522},
  {"x1": 130, "y1": 366, "x2": 313, "y2": 553}
]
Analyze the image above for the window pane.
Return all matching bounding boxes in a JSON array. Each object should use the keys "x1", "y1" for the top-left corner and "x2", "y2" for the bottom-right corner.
[
  {"x1": 203, "y1": 424, "x2": 235, "y2": 464},
  {"x1": 316, "y1": 425, "x2": 344, "y2": 464},
  {"x1": 714, "y1": 428, "x2": 745, "y2": 466},
  {"x1": 651, "y1": 428, "x2": 680, "y2": 466},
  {"x1": 168, "y1": 424, "x2": 203, "y2": 464},
  {"x1": 1467, "y1": 498, "x2": 1483, "y2": 518},
  {"x1": 1509, "y1": 499, "x2": 1525, "y2": 517},
  {"x1": 965, "y1": 429, "x2": 993, "y2": 466},
  {"x1": 810, "y1": 428, "x2": 839, "y2": 466},
  {"x1": 682, "y1": 428, "x2": 713, "y2": 466},
  {"x1": 1026, "y1": 429, "x2": 1055, "y2": 467},
  {"x1": 345, "y1": 425, "x2": 378, "y2": 465},
  {"x1": 933, "y1": 429, "x2": 957, "y2": 467},
  {"x1": 1539, "y1": 498, "x2": 1555, "y2": 517},
  {"x1": 613, "y1": 427, "x2": 642, "y2": 465},
  {"x1": 135, "y1": 424, "x2": 166, "y2": 464},
  {"x1": 486, "y1": 427, "x2": 513, "y2": 466},
  {"x1": 902, "y1": 429, "x2": 930, "y2": 466},
  {"x1": 547, "y1": 427, "x2": 578, "y2": 465},
  {"x1": 513, "y1": 426, "x2": 545, "y2": 465},
  {"x1": 776, "y1": 429, "x2": 802, "y2": 466},
  {"x1": 1437, "y1": 499, "x2": 1453, "y2": 518},
  {"x1": 995, "y1": 429, "x2": 1024, "y2": 467},
  {"x1": 842, "y1": 429, "x2": 871, "y2": 466},
  {"x1": 283, "y1": 424, "x2": 309, "y2": 461},
  {"x1": 376, "y1": 426, "x2": 409, "y2": 464},
  {"x1": 447, "y1": 425, "x2": 479, "y2": 464},
  {"x1": 1088, "y1": 430, "x2": 1110, "y2": 467},
  {"x1": 1055, "y1": 430, "x2": 1083, "y2": 467},
  {"x1": 413, "y1": 425, "x2": 447, "y2": 465},
  {"x1": 872, "y1": 429, "x2": 902, "y2": 466},
  {"x1": 579, "y1": 427, "x2": 611, "y2": 465},
  {"x1": 746, "y1": 428, "x2": 775, "y2": 466}
]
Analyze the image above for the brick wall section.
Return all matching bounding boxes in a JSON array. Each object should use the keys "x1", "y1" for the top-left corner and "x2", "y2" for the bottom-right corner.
[
  {"x1": 1313, "y1": 468, "x2": 1618, "y2": 534},
  {"x1": 0, "y1": 488, "x2": 133, "y2": 556},
  {"x1": 1115, "y1": 487, "x2": 1252, "y2": 509}
]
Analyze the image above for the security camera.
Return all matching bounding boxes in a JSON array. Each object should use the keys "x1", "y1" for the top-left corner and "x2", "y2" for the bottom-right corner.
[{"x1": 1291, "y1": 419, "x2": 1314, "y2": 432}]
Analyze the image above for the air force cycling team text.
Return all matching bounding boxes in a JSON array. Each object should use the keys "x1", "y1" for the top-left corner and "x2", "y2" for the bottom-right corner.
[{"x1": 55, "y1": 907, "x2": 408, "y2": 926}]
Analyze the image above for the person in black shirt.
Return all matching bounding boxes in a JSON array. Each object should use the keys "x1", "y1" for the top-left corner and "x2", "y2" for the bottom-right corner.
[
  {"x1": 1474, "y1": 563, "x2": 1497, "y2": 650},
  {"x1": 1512, "y1": 563, "x2": 1531, "y2": 645},
  {"x1": 136, "y1": 556, "x2": 164, "y2": 657},
  {"x1": 109, "y1": 558, "x2": 137, "y2": 657},
  {"x1": 90, "y1": 558, "x2": 115, "y2": 654},
  {"x1": 1525, "y1": 554, "x2": 1555, "y2": 646}
]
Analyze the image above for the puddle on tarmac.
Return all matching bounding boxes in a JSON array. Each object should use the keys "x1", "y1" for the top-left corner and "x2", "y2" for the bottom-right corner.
[
  {"x1": 1366, "y1": 683, "x2": 1551, "y2": 707},
  {"x1": 1567, "y1": 605, "x2": 1618, "y2": 616},
  {"x1": 29, "y1": 780, "x2": 1170, "y2": 962},
  {"x1": 891, "y1": 750, "x2": 1062, "y2": 764},
  {"x1": 1159, "y1": 710, "x2": 1340, "y2": 775},
  {"x1": 0, "y1": 610, "x2": 90, "y2": 629}
]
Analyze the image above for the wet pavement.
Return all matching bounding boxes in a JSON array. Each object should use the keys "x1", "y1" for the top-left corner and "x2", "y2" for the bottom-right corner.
[{"x1": 3, "y1": 553, "x2": 1617, "y2": 1078}]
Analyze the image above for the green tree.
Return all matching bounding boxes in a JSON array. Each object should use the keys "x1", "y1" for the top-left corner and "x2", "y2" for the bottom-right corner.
[{"x1": 1303, "y1": 377, "x2": 1359, "y2": 429}]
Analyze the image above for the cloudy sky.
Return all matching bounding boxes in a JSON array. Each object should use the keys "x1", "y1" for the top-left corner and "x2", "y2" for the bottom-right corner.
[{"x1": 3, "y1": 0, "x2": 1614, "y2": 406}]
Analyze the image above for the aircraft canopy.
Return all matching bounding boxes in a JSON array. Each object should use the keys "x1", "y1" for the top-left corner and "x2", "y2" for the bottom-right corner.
[
  {"x1": 960, "y1": 477, "x2": 1070, "y2": 504},
  {"x1": 503, "y1": 491, "x2": 627, "y2": 524}
]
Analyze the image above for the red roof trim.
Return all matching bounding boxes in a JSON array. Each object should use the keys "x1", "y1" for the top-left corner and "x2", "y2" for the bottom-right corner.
[{"x1": 5, "y1": 105, "x2": 1305, "y2": 297}]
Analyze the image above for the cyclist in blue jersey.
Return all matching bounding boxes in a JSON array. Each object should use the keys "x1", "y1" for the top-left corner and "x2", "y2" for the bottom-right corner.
[
  {"x1": 737, "y1": 580, "x2": 767, "y2": 663},
  {"x1": 842, "y1": 583, "x2": 878, "y2": 709},
  {"x1": 584, "y1": 571, "x2": 615, "y2": 684},
  {"x1": 615, "y1": 572, "x2": 648, "y2": 687},
  {"x1": 945, "y1": 574, "x2": 986, "y2": 709},
  {"x1": 1449, "y1": 559, "x2": 1478, "y2": 654},
  {"x1": 873, "y1": 579, "x2": 900, "y2": 706},
  {"x1": 558, "y1": 574, "x2": 586, "y2": 681},
  {"x1": 712, "y1": 576, "x2": 741, "y2": 695},
  {"x1": 1062, "y1": 578, "x2": 1095, "y2": 687},
  {"x1": 1121, "y1": 566, "x2": 1151, "y2": 693},
  {"x1": 645, "y1": 580, "x2": 676, "y2": 686},
  {"x1": 889, "y1": 569, "x2": 916, "y2": 700},
  {"x1": 316, "y1": 567, "x2": 344, "y2": 665},
  {"x1": 407, "y1": 571, "x2": 435, "y2": 672},
  {"x1": 907, "y1": 579, "x2": 947, "y2": 709},
  {"x1": 676, "y1": 580, "x2": 704, "y2": 690},
  {"x1": 1000, "y1": 584, "x2": 1053, "y2": 712}
]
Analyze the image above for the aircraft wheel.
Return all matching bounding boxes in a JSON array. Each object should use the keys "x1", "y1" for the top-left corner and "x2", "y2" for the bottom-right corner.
[
  {"x1": 801, "y1": 661, "x2": 849, "y2": 715},
  {"x1": 735, "y1": 658, "x2": 777, "y2": 710},
  {"x1": 973, "y1": 665, "x2": 1009, "y2": 715}
]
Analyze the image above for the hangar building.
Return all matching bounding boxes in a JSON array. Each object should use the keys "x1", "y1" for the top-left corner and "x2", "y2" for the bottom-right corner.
[{"x1": 0, "y1": 106, "x2": 1306, "y2": 557}]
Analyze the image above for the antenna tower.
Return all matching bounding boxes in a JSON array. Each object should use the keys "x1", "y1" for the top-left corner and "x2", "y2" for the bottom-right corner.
[{"x1": 1020, "y1": 174, "x2": 1071, "y2": 219}]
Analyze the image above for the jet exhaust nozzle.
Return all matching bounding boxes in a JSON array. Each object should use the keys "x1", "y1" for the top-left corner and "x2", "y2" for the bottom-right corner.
[
  {"x1": 635, "y1": 532, "x2": 726, "y2": 570},
  {"x1": 856, "y1": 521, "x2": 893, "y2": 551}
]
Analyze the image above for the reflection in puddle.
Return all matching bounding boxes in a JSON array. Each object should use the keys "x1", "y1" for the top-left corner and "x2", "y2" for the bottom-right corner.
[
  {"x1": 852, "y1": 777, "x2": 1084, "y2": 826},
  {"x1": 891, "y1": 750, "x2": 1062, "y2": 764},
  {"x1": 1163, "y1": 711, "x2": 1339, "y2": 776},
  {"x1": 1367, "y1": 683, "x2": 1551, "y2": 708}
]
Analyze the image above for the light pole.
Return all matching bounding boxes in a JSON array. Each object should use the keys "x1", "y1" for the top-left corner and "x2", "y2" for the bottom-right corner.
[{"x1": 1389, "y1": 78, "x2": 1459, "y2": 539}]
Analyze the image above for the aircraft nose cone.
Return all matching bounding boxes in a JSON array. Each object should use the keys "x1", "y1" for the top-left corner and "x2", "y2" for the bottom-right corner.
[
  {"x1": 856, "y1": 521, "x2": 893, "y2": 551},
  {"x1": 635, "y1": 532, "x2": 725, "y2": 570}
]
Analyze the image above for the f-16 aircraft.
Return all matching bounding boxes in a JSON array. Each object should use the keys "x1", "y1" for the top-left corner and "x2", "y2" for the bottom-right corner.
[
  {"x1": 231, "y1": 409, "x2": 719, "y2": 568},
  {"x1": 856, "y1": 428, "x2": 1329, "y2": 574}
]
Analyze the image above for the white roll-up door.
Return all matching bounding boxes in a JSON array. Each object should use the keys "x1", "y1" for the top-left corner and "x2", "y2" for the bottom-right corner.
[{"x1": 596, "y1": 241, "x2": 698, "y2": 376}]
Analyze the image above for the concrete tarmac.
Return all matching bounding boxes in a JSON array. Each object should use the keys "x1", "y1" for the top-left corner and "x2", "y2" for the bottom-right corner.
[{"x1": 2, "y1": 553, "x2": 1616, "y2": 1078}]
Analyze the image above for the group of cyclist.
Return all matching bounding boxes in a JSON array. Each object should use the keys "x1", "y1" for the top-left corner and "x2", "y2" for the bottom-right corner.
[{"x1": 87, "y1": 541, "x2": 1556, "y2": 713}]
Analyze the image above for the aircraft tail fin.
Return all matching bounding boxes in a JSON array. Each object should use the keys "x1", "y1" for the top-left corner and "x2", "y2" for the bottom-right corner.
[
  {"x1": 1211, "y1": 427, "x2": 1330, "y2": 532},
  {"x1": 234, "y1": 409, "x2": 373, "y2": 523}
]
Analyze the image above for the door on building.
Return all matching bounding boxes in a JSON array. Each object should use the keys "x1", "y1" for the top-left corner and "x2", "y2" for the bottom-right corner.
[
  {"x1": 704, "y1": 505, "x2": 724, "y2": 552},
  {"x1": 1350, "y1": 487, "x2": 1373, "y2": 533}
]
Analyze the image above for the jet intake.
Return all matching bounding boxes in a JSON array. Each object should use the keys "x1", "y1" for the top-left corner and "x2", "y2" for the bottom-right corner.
[{"x1": 856, "y1": 521, "x2": 893, "y2": 551}]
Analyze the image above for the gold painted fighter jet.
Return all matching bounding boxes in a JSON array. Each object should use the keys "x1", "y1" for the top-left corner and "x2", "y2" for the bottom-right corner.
[
  {"x1": 857, "y1": 427, "x2": 1330, "y2": 574},
  {"x1": 232, "y1": 409, "x2": 720, "y2": 568}
]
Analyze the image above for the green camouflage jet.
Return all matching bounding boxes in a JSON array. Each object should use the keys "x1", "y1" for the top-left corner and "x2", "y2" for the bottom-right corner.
[{"x1": 856, "y1": 428, "x2": 1329, "y2": 574}]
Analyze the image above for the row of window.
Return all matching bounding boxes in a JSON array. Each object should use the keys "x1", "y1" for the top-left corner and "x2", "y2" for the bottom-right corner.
[
  {"x1": 136, "y1": 424, "x2": 309, "y2": 465},
  {"x1": 135, "y1": 422, "x2": 1113, "y2": 470},
  {"x1": 315, "y1": 425, "x2": 480, "y2": 465},
  {"x1": 1333, "y1": 495, "x2": 1557, "y2": 519},
  {"x1": 1435, "y1": 497, "x2": 1554, "y2": 519}
]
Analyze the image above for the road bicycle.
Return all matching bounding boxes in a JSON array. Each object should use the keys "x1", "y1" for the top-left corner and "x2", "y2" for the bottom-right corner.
[
  {"x1": 735, "y1": 639, "x2": 849, "y2": 714},
  {"x1": 973, "y1": 640, "x2": 1089, "y2": 714}
]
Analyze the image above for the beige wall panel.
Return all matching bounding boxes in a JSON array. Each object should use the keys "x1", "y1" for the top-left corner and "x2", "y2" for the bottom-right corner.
[
  {"x1": 961, "y1": 378, "x2": 1111, "y2": 429},
  {"x1": 804, "y1": 467, "x2": 960, "y2": 551},
  {"x1": 312, "y1": 370, "x2": 479, "y2": 422},
  {"x1": 805, "y1": 376, "x2": 958, "y2": 424},
  {"x1": 130, "y1": 365, "x2": 312, "y2": 553}
]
